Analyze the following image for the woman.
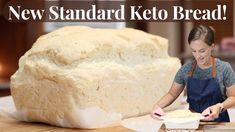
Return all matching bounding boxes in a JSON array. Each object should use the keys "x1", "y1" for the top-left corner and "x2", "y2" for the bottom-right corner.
[{"x1": 151, "y1": 25, "x2": 235, "y2": 122}]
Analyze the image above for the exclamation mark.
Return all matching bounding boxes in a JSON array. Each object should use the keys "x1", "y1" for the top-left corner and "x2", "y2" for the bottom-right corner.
[{"x1": 223, "y1": 5, "x2": 227, "y2": 20}]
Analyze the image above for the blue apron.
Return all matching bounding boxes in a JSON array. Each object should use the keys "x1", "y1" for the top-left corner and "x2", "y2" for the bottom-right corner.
[{"x1": 187, "y1": 58, "x2": 230, "y2": 122}]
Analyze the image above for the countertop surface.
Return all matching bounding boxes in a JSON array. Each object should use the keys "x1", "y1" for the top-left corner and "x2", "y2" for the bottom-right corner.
[
  {"x1": 1, "y1": 96, "x2": 235, "y2": 131},
  {"x1": 1, "y1": 116, "x2": 235, "y2": 132},
  {"x1": 0, "y1": 117, "x2": 133, "y2": 132},
  {"x1": 0, "y1": 96, "x2": 134, "y2": 131},
  {"x1": 160, "y1": 122, "x2": 235, "y2": 132}
]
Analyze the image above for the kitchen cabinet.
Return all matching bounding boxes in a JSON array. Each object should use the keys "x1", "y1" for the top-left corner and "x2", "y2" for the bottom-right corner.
[{"x1": 0, "y1": 0, "x2": 44, "y2": 94}]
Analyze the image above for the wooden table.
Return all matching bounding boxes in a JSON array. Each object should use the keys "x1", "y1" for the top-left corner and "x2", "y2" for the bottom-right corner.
[
  {"x1": 1, "y1": 116, "x2": 235, "y2": 132},
  {"x1": 0, "y1": 117, "x2": 133, "y2": 132},
  {"x1": 159, "y1": 121, "x2": 235, "y2": 132}
]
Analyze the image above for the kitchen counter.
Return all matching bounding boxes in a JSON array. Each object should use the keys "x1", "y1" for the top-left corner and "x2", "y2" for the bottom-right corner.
[
  {"x1": 0, "y1": 116, "x2": 133, "y2": 132},
  {"x1": 1, "y1": 96, "x2": 235, "y2": 131},
  {"x1": 159, "y1": 121, "x2": 235, "y2": 132},
  {"x1": 0, "y1": 96, "x2": 134, "y2": 132},
  {"x1": 1, "y1": 116, "x2": 235, "y2": 132}
]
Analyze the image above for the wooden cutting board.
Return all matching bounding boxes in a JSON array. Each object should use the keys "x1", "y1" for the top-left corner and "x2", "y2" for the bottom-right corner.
[
  {"x1": 159, "y1": 122, "x2": 235, "y2": 132},
  {"x1": 0, "y1": 117, "x2": 134, "y2": 132},
  {"x1": 1, "y1": 116, "x2": 235, "y2": 132}
]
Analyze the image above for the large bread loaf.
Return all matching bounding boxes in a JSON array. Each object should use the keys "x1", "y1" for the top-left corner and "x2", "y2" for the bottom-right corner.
[{"x1": 10, "y1": 26, "x2": 181, "y2": 128}]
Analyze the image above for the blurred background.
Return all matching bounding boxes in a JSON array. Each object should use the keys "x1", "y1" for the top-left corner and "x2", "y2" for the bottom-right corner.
[{"x1": 0, "y1": 0, "x2": 235, "y2": 96}]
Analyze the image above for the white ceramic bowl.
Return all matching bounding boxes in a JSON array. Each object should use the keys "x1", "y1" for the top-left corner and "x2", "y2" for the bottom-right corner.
[
  {"x1": 161, "y1": 111, "x2": 200, "y2": 130},
  {"x1": 163, "y1": 116, "x2": 200, "y2": 129}
]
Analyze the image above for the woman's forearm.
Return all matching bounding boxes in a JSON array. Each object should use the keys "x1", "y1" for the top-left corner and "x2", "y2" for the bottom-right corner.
[
  {"x1": 155, "y1": 92, "x2": 179, "y2": 108},
  {"x1": 222, "y1": 96, "x2": 235, "y2": 110},
  {"x1": 154, "y1": 82, "x2": 184, "y2": 109},
  {"x1": 222, "y1": 85, "x2": 235, "y2": 110}
]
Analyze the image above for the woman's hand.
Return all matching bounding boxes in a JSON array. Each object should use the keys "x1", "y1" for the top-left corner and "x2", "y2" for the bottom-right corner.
[
  {"x1": 150, "y1": 105, "x2": 165, "y2": 120},
  {"x1": 150, "y1": 82, "x2": 184, "y2": 120},
  {"x1": 201, "y1": 104, "x2": 221, "y2": 121}
]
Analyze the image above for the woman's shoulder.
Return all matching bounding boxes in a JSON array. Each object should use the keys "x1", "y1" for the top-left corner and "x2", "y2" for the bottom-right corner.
[
  {"x1": 180, "y1": 60, "x2": 193, "y2": 71},
  {"x1": 216, "y1": 58, "x2": 231, "y2": 68}
]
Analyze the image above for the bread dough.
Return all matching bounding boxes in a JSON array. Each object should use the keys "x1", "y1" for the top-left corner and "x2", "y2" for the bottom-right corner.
[
  {"x1": 165, "y1": 109, "x2": 199, "y2": 118},
  {"x1": 10, "y1": 26, "x2": 181, "y2": 128}
]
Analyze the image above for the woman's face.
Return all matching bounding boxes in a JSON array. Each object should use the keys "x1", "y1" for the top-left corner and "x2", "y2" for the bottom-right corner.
[{"x1": 190, "y1": 40, "x2": 214, "y2": 66}]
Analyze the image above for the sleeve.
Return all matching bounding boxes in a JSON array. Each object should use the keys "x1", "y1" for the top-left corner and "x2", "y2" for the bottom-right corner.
[
  {"x1": 174, "y1": 63, "x2": 189, "y2": 86},
  {"x1": 223, "y1": 62, "x2": 235, "y2": 88}
]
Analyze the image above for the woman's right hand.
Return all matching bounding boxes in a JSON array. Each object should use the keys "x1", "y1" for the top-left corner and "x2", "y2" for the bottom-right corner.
[{"x1": 150, "y1": 105, "x2": 165, "y2": 120}]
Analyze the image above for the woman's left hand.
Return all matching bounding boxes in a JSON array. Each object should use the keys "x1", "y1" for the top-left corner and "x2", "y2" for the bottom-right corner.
[{"x1": 201, "y1": 104, "x2": 221, "y2": 121}]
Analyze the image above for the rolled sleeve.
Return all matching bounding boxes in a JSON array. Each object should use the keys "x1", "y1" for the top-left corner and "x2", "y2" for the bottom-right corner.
[
  {"x1": 174, "y1": 63, "x2": 190, "y2": 86},
  {"x1": 223, "y1": 63, "x2": 235, "y2": 88}
]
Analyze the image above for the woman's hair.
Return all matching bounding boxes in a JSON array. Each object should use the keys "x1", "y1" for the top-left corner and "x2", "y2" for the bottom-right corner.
[{"x1": 188, "y1": 25, "x2": 215, "y2": 46}]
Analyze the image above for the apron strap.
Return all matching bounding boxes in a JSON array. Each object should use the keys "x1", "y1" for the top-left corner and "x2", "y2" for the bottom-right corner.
[
  {"x1": 187, "y1": 60, "x2": 197, "y2": 77},
  {"x1": 212, "y1": 57, "x2": 217, "y2": 78},
  {"x1": 188, "y1": 57, "x2": 216, "y2": 78}
]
